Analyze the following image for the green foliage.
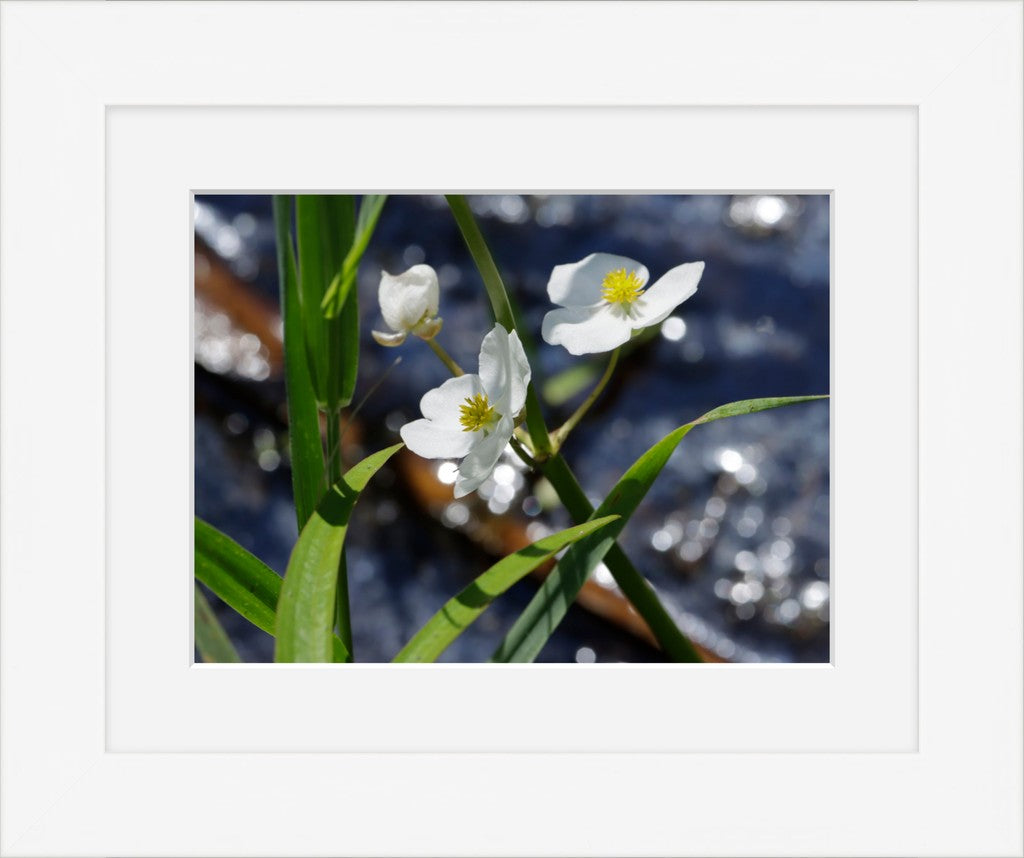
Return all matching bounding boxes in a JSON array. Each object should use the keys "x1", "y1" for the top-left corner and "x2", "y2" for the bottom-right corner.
[
  {"x1": 394, "y1": 516, "x2": 620, "y2": 663},
  {"x1": 193, "y1": 584, "x2": 241, "y2": 663},
  {"x1": 195, "y1": 516, "x2": 282, "y2": 635},
  {"x1": 321, "y1": 194, "x2": 388, "y2": 319},
  {"x1": 295, "y1": 195, "x2": 357, "y2": 411},
  {"x1": 538, "y1": 454, "x2": 702, "y2": 662},
  {"x1": 492, "y1": 396, "x2": 828, "y2": 662},
  {"x1": 273, "y1": 196, "x2": 325, "y2": 529},
  {"x1": 194, "y1": 517, "x2": 350, "y2": 661},
  {"x1": 275, "y1": 444, "x2": 403, "y2": 663},
  {"x1": 203, "y1": 193, "x2": 827, "y2": 667}
]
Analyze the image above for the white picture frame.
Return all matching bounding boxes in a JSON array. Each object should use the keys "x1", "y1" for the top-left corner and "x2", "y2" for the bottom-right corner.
[{"x1": 1, "y1": 2, "x2": 1021, "y2": 856}]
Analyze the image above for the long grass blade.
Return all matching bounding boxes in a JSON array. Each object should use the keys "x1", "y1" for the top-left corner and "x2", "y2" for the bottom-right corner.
[
  {"x1": 295, "y1": 195, "x2": 330, "y2": 407},
  {"x1": 394, "y1": 515, "x2": 619, "y2": 663},
  {"x1": 492, "y1": 395, "x2": 828, "y2": 662},
  {"x1": 194, "y1": 517, "x2": 349, "y2": 661},
  {"x1": 295, "y1": 195, "x2": 357, "y2": 411},
  {"x1": 321, "y1": 194, "x2": 388, "y2": 318},
  {"x1": 274, "y1": 443, "x2": 403, "y2": 663},
  {"x1": 538, "y1": 454, "x2": 701, "y2": 661},
  {"x1": 324, "y1": 196, "x2": 358, "y2": 407},
  {"x1": 194, "y1": 584, "x2": 241, "y2": 663},
  {"x1": 274, "y1": 195, "x2": 325, "y2": 528}
]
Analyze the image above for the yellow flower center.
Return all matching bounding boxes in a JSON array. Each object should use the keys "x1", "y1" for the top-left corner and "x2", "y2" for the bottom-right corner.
[
  {"x1": 600, "y1": 268, "x2": 645, "y2": 304},
  {"x1": 459, "y1": 392, "x2": 497, "y2": 432}
]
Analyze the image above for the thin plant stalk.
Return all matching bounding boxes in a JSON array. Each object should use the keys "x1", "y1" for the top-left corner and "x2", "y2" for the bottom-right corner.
[
  {"x1": 427, "y1": 338, "x2": 465, "y2": 376},
  {"x1": 549, "y1": 347, "x2": 620, "y2": 452},
  {"x1": 445, "y1": 194, "x2": 552, "y2": 457},
  {"x1": 509, "y1": 435, "x2": 538, "y2": 469},
  {"x1": 441, "y1": 199, "x2": 704, "y2": 660},
  {"x1": 539, "y1": 454, "x2": 702, "y2": 662}
]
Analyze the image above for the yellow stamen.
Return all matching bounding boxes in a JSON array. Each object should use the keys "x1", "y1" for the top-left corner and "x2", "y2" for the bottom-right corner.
[
  {"x1": 600, "y1": 268, "x2": 645, "y2": 304},
  {"x1": 459, "y1": 392, "x2": 497, "y2": 432}
]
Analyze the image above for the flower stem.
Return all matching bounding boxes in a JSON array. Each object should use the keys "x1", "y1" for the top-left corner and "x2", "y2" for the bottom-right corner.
[
  {"x1": 427, "y1": 338, "x2": 465, "y2": 376},
  {"x1": 509, "y1": 435, "x2": 537, "y2": 470},
  {"x1": 444, "y1": 195, "x2": 516, "y2": 331},
  {"x1": 445, "y1": 195, "x2": 698, "y2": 660},
  {"x1": 549, "y1": 347, "x2": 620, "y2": 452},
  {"x1": 539, "y1": 454, "x2": 702, "y2": 662},
  {"x1": 445, "y1": 194, "x2": 552, "y2": 457}
]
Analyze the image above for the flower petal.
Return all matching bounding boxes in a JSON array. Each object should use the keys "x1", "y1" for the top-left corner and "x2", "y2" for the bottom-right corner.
[
  {"x1": 478, "y1": 324, "x2": 532, "y2": 415},
  {"x1": 454, "y1": 416, "x2": 513, "y2": 498},
  {"x1": 419, "y1": 374, "x2": 485, "y2": 429},
  {"x1": 547, "y1": 253, "x2": 649, "y2": 308},
  {"x1": 379, "y1": 264, "x2": 440, "y2": 332},
  {"x1": 541, "y1": 303, "x2": 633, "y2": 356},
  {"x1": 630, "y1": 262, "x2": 703, "y2": 329},
  {"x1": 401, "y1": 417, "x2": 478, "y2": 460},
  {"x1": 372, "y1": 329, "x2": 407, "y2": 347}
]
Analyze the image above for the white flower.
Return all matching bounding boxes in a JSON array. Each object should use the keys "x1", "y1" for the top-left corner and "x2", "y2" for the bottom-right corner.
[
  {"x1": 371, "y1": 264, "x2": 443, "y2": 346},
  {"x1": 541, "y1": 252, "x2": 704, "y2": 355},
  {"x1": 400, "y1": 324, "x2": 531, "y2": 498}
]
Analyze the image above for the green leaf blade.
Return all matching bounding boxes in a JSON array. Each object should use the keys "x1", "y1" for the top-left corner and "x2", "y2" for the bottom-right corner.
[
  {"x1": 536, "y1": 455, "x2": 702, "y2": 661},
  {"x1": 194, "y1": 584, "x2": 241, "y2": 663},
  {"x1": 296, "y1": 195, "x2": 358, "y2": 412},
  {"x1": 337, "y1": 285, "x2": 360, "y2": 407},
  {"x1": 321, "y1": 194, "x2": 388, "y2": 319},
  {"x1": 394, "y1": 515, "x2": 620, "y2": 663},
  {"x1": 493, "y1": 395, "x2": 828, "y2": 663},
  {"x1": 274, "y1": 195, "x2": 326, "y2": 529},
  {"x1": 295, "y1": 195, "x2": 330, "y2": 407},
  {"x1": 323, "y1": 196, "x2": 358, "y2": 408},
  {"x1": 194, "y1": 517, "x2": 350, "y2": 662},
  {"x1": 195, "y1": 516, "x2": 282, "y2": 634},
  {"x1": 274, "y1": 443, "x2": 403, "y2": 663}
]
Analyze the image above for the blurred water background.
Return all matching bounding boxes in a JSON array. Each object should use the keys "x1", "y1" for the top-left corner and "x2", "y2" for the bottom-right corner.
[{"x1": 194, "y1": 194, "x2": 830, "y2": 663}]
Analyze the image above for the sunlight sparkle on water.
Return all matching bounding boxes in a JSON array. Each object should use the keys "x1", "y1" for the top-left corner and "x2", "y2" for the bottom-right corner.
[{"x1": 661, "y1": 316, "x2": 687, "y2": 342}]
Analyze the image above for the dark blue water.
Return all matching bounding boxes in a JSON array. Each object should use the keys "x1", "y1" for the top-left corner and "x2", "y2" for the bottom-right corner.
[{"x1": 195, "y1": 194, "x2": 829, "y2": 663}]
